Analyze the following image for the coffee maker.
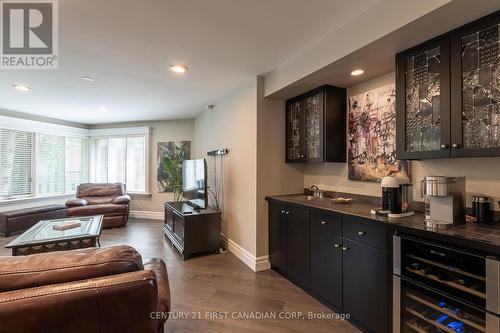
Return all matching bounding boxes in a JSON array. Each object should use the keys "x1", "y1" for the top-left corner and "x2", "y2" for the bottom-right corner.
[
  {"x1": 422, "y1": 176, "x2": 466, "y2": 229},
  {"x1": 371, "y1": 176, "x2": 414, "y2": 218}
]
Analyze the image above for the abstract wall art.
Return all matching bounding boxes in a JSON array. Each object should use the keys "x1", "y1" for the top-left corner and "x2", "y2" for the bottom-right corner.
[
  {"x1": 348, "y1": 84, "x2": 410, "y2": 182},
  {"x1": 157, "y1": 141, "x2": 191, "y2": 199}
]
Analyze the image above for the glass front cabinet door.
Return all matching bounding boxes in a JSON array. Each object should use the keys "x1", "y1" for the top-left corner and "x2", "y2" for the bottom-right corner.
[
  {"x1": 285, "y1": 85, "x2": 346, "y2": 163},
  {"x1": 396, "y1": 11, "x2": 500, "y2": 160},
  {"x1": 396, "y1": 37, "x2": 451, "y2": 159},
  {"x1": 286, "y1": 90, "x2": 324, "y2": 163},
  {"x1": 450, "y1": 12, "x2": 500, "y2": 157}
]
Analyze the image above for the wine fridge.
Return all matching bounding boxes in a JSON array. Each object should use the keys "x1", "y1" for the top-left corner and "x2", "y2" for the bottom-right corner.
[{"x1": 393, "y1": 235, "x2": 500, "y2": 333}]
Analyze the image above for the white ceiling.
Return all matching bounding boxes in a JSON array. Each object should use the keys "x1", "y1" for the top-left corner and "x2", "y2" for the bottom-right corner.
[{"x1": 0, "y1": 0, "x2": 380, "y2": 124}]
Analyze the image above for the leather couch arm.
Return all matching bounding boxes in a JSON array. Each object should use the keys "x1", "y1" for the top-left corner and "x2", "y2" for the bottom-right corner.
[
  {"x1": 66, "y1": 198, "x2": 88, "y2": 207},
  {"x1": 0, "y1": 245, "x2": 143, "y2": 292},
  {"x1": 113, "y1": 194, "x2": 131, "y2": 205},
  {"x1": 144, "y1": 258, "x2": 171, "y2": 330},
  {"x1": 0, "y1": 270, "x2": 160, "y2": 333}
]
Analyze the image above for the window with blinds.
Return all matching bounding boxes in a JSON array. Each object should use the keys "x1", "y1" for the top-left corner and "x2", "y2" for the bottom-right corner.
[
  {"x1": 0, "y1": 129, "x2": 34, "y2": 199},
  {"x1": 94, "y1": 136, "x2": 146, "y2": 192},
  {"x1": 65, "y1": 138, "x2": 83, "y2": 192},
  {"x1": 36, "y1": 134, "x2": 65, "y2": 195}
]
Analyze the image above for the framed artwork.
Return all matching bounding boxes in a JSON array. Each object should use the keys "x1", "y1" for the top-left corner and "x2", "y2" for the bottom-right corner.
[{"x1": 348, "y1": 84, "x2": 410, "y2": 182}]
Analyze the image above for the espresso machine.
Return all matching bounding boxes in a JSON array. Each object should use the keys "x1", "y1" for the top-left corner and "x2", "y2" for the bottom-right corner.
[
  {"x1": 423, "y1": 176, "x2": 466, "y2": 229},
  {"x1": 371, "y1": 176, "x2": 414, "y2": 218}
]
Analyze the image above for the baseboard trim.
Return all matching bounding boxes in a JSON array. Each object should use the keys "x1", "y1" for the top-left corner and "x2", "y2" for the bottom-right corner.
[
  {"x1": 220, "y1": 234, "x2": 270, "y2": 272},
  {"x1": 130, "y1": 210, "x2": 163, "y2": 220}
]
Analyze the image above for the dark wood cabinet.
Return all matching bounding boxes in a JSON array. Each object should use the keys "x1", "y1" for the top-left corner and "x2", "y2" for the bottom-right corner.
[
  {"x1": 310, "y1": 229, "x2": 343, "y2": 311},
  {"x1": 268, "y1": 200, "x2": 390, "y2": 333},
  {"x1": 286, "y1": 85, "x2": 346, "y2": 163},
  {"x1": 396, "y1": 36, "x2": 451, "y2": 160},
  {"x1": 450, "y1": 11, "x2": 500, "y2": 157},
  {"x1": 342, "y1": 238, "x2": 389, "y2": 333},
  {"x1": 396, "y1": 11, "x2": 500, "y2": 159},
  {"x1": 269, "y1": 203, "x2": 288, "y2": 273},
  {"x1": 286, "y1": 206, "x2": 310, "y2": 288},
  {"x1": 269, "y1": 202, "x2": 310, "y2": 288},
  {"x1": 164, "y1": 202, "x2": 221, "y2": 260}
]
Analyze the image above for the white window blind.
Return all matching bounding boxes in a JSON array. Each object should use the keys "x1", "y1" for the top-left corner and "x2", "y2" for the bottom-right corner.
[
  {"x1": 96, "y1": 138, "x2": 108, "y2": 183},
  {"x1": 65, "y1": 138, "x2": 83, "y2": 192},
  {"x1": 108, "y1": 138, "x2": 126, "y2": 183},
  {"x1": 36, "y1": 134, "x2": 65, "y2": 195},
  {"x1": 94, "y1": 136, "x2": 147, "y2": 192},
  {"x1": 0, "y1": 129, "x2": 33, "y2": 198}
]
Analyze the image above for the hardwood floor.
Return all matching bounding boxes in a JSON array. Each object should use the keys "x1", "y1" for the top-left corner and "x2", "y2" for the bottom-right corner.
[{"x1": 0, "y1": 219, "x2": 360, "y2": 333}]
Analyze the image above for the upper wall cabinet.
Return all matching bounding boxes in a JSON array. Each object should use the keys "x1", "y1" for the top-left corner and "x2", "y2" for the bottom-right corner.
[
  {"x1": 396, "y1": 36, "x2": 451, "y2": 159},
  {"x1": 396, "y1": 11, "x2": 500, "y2": 159},
  {"x1": 285, "y1": 85, "x2": 346, "y2": 163},
  {"x1": 450, "y1": 12, "x2": 500, "y2": 157}
]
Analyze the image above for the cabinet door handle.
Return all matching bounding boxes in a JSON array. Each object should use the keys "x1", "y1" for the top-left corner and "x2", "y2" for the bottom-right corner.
[
  {"x1": 321, "y1": 221, "x2": 327, "y2": 225},
  {"x1": 285, "y1": 211, "x2": 291, "y2": 215},
  {"x1": 440, "y1": 144, "x2": 449, "y2": 149},
  {"x1": 281, "y1": 210, "x2": 286, "y2": 214},
  {"x1": 334, "y1": 243, "x2": 340, "y2": 248},
  {"x1": 357, "y1": 231, "x2": 366, "y2": 236},
  {"x1": 452, "y1": 143, "x2": 460, "y2": 149},
  {"x1": 342, "y1": 246, "x2": 349, "y2": 251}
]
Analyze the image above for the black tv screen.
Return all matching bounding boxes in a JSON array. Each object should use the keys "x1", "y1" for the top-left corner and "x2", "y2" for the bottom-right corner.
[{"x1": 182, "y1": 159, "x2": 207, "y2": 209}]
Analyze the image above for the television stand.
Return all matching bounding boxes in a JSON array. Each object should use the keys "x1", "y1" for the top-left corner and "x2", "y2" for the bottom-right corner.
[{"x1": 164, "y1": 201, "x2": 221, "y2": 260}]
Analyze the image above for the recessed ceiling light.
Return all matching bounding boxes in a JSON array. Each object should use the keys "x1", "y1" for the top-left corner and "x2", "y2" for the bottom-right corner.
[
  {"x1": 99, "y1": 106, "x2": 108, "y2": 111},
  {"x1": 170, "y1": 64, "x2": 188, "y2": 73},
  {"x1": 13, "y1": 84, "x2": 31, "y2": 92},
  {"x1": 351, "y1": 69, "x2": 364, "y2": 76},
  {"x1": 81, "y1": 76, "x2": 95, "y2": 82}
]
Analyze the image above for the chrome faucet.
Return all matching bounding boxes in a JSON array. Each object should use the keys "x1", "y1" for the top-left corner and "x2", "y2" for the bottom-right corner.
[{"x1": 310, "y1": 185, "x2": 319, "y2": 197}]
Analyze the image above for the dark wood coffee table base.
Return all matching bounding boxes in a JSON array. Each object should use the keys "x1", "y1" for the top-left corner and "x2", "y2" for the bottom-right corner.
[
  {"x1": 11, "y1": 237, "x2": 99, "y2": 256},
  {"x1": 6, "y1": 215, "x2": 103, "y2": 256}
]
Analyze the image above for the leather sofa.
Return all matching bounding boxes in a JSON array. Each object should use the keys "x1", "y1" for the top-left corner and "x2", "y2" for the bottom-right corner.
[
  {"x1": 0, "y1": 205, "x2": 67, "y2": 237},
  {"x1": 0, "y1": 245, "x2": 170, "y2": 333},
  {"x1": 66, "y1": 183, "x2": 131, "y2": 228}
]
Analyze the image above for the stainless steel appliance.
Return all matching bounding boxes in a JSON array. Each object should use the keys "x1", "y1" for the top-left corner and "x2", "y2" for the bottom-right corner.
[
  {"x1": 372, "y1": 177, "x2": 414, "y2": 218},
  {"x1": 393, "y1": 234, "x2": 500, "y2": 333},
  {"x1": 423, "y1": 176, "x2": 466, "y2": 229}
]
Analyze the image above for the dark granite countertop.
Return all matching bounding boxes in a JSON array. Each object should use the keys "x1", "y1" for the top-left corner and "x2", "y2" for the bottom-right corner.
[{"x1": 266, "y1": 194, "x2": 500, "y2": 256}]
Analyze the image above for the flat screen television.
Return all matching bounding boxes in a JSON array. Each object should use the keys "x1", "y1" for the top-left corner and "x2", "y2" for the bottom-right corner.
[{"x1": 182, "y1": 159, "x2": 207, "y2": 209}]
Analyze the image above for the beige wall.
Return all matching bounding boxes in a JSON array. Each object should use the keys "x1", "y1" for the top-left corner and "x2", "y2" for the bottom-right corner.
[
  {"x1": 90, "y1": 120, "x2": 195, "y2": 212},
  {"x1": 304, "y1": 73, "x2": 500, "y2": 210},
  {"x1": 256, "y1": 77, "x2": 304, "y2": 257},
  {"x1": 193, "y1": 81, "x2": 258, "y2": 256}
]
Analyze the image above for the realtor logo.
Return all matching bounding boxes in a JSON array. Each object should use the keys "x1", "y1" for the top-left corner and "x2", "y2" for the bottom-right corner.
[{"x1": 1, "y1": 0, "x2": 58, "y2": 69}]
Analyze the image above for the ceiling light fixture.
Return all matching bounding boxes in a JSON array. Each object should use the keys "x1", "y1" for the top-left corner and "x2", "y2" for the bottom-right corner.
[
  {"x1": 351, "y1": 69, "x2": 364, "y2": 76},
  {"x1": 13, "y1": 84, "x2": 31, "y2": 92},
  {"x1": 99, "y1": 106, "x2": 108, "y2": 111},
  {"x1": 170, "y1": 64, "x2": 188, "y2": 73},
  {"x1": 81, "y1": 76, "x2": 95, "y2": 82}
]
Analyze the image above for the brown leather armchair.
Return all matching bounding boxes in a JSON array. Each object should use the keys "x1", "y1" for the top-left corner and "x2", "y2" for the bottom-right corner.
[
  {"x1": 66, "y1": 183, "x2": 131, "y2": 228},
  {"x1": 0, "y1": 245, "x2": 170, "y2": 333}
]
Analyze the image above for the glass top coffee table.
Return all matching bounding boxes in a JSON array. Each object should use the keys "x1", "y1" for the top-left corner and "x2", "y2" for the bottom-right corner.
[{"x1": 5, "y1": 215, "x2": 103, "y2": 256}]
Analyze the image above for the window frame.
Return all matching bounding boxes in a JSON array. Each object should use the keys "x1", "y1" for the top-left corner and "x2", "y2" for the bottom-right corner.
[
  {"x1": 89, "y1": 127, "x2": 151, "y2": 194},
  {"x1": 0, "y1": 115, "x2": 89, "y2": 204},
  {"x1": 0, "y1": 116, "x2": 151, "y2": 203}
]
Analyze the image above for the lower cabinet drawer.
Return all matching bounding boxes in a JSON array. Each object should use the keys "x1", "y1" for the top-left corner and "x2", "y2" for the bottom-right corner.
[
  {"x1": 311, "y1": 210, "x2": 341, "y2": 235},
  {"x1": 343, "y1": 215, "x2": 387, "y2": 250}
]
